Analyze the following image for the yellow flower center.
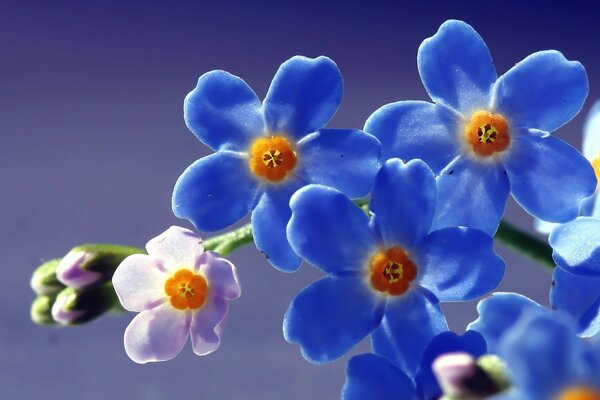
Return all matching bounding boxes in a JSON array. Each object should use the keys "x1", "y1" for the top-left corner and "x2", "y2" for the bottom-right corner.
[
  {"x1": 464, "y1": 110, "x2": 510, "y2": 157},
  {"x1": 558, "y1": 387, "x2": 600, "y2": 400},
  {"x1": 249, "y1": 135, "x2": 297, "y2": 182},
  {"x1": 164, "y1": 269, "x2": 208, "y2": 310},
  {"x1": 369, "y1": 247, "x2": 417, "y2": 296},
  {"x1": 591, "y1": 155, "x2": 600, "y2": 186}
]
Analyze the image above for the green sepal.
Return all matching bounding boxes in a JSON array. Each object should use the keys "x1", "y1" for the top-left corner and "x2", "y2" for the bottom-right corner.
[
  {"x1": 30, "y1": 294, "x2": 58, "y2": 326},
  {"x1": 30, "y1": 259, "x2": 65, "y2": 295}
]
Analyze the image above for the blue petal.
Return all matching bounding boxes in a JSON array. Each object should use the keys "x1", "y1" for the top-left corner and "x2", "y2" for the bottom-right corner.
[
  {"x1": 417, "y1": 20, "x2": 496, "y2": 114},
  {"x1": 583, "y1": 101, "x2": 600, "y2": 160},
  {"x1": 550, "y1": 217, "x2": 600, "y2": 274},
  {"x1": 284, "y1": 275, "x2": 385, "y2": 364},
  {"x1": 416, "y1": 227, "x2": 505, "y2": 302},
  {"x1": 371, "y1": 159, "x2": 436, "y2": 249},
  {"x1": 432, "y1": 155, "x2": 509, "y2": 236},
  {"x1": 504, "y1": 130, "x2": 597, "y2": 223},
  {"x1": 363, "y1": 101, "x2": 460, "y2": 173},
  {"x1": 172, "y1": 152, "x2": 260, "y2": 231},
  {"x1": 416, "y1": 331, "x2": 487, "y2": 400},
  {"x1": 499, "y1": 311, "x2": 585, "y2": 398},
  {"x1": 551, "y1": 267, "x2": 600, "y2": 335},
  {"x1": 263, "y1": 56, "x2": 342, "y2": 140},
  {"x1": 493, "y1": 50, "x2": 588, "y2": 133},
  {"x1": 371, "y1": 288, "x2": 448, "y2": 379},
  {"x1": 579, "y1": 298, "x2": 600, "y2": 337},
  {"x1": 184, "y1": 70, "x2": 264, "y2": 152},
  {"x1": 342, "y1": 354, "x2": 417, "y2": 400},
  {"x1": 467, "y1": 292, "x2": 544, "y2": 353},
  {"x1": 287, "y1": 185, "x2": 377, "y2": 274},
  {"x1": 251, "y1": 183, "x2": 302, "y2": 273},
  {"x1": 297, "y1": 129, "x2": 381, "y2": 198}
]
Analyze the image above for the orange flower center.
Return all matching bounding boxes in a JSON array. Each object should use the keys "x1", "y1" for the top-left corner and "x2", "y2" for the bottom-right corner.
[
  {"x1": 164, "y1": 269, "x2": 208, "y2": 311},
  {"x1": 558, "y1": 387, "x2": 600, "y2": 400},
  {"x1": 369, "y1": 247, "x2": 417, "y2": 296},
  {"x1": 249, "y1": 135, "x2": 298, "y2": 182},
  {"x1": 464, "y1": 110, "x2": 510, "y2": 157}
]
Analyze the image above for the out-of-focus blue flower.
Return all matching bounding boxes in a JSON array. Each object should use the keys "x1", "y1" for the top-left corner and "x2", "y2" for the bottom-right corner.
[
  {"x1": 284, "y1": 159, "x2": 504, "y2": 376},
  {"x1": 172, "y1": 56, "x2": 381, "y2": 272},
  {"x1": 341, "y1": 331, "x2": 487, "y2": 400},
  {"x1": 492, "y1": 310, "x2": 600, "y2": 400},
  {"x1": 549, "y1": 217, "x2": 600, "y2": 337},
  {"x1": 365, "y1": 20, "x2": 595, "y2": 236},
  {"x1": 535, "y1": 101, "x2": 600, "y2": 234}
]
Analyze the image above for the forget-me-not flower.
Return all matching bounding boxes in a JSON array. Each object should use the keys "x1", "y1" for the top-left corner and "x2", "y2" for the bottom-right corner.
[
  {"x1": 112, "y1": 226, "x2": 241, "y2": 363},
  {"x1": 284, "y1": 158, "x2": 504, "y2": 376},
  {"x1": 172, "y1": 56, "x2": 381, "y2": 272},
  {"x1": 365, "y1": 20, "x2": 595, "y2": 235}
]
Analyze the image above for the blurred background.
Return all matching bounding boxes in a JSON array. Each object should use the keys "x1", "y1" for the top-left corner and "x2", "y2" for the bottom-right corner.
[{"x1": 1, "y1": 0, "x2": 599, "y2": 398}]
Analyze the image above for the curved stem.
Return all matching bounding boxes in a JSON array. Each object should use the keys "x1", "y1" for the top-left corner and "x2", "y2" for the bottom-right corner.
[{"x1": 494, "y1": 220, "x2": 555, "y2": 271}]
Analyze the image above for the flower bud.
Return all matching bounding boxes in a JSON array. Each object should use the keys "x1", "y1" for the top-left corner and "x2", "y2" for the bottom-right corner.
[
  {"x1": 30, "y1": 295, "x2": 57, "y2": 326},
  {"x1": 56, "y1": 244, "x2": 143, "y2": 289},
  {"x1": 51, "y1": 283, "x2": 117, "y2": 325},
  {"x1": 30, "y1": 259, "x2": 66, "y2": 295},
  {"x1": 433, "y1": 352, "x2": 508, "y2": 399}
]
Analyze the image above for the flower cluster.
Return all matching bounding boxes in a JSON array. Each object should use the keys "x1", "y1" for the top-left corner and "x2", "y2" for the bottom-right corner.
[{"x1": 30, "y1": 18, "x2": 600, "y2": 399}]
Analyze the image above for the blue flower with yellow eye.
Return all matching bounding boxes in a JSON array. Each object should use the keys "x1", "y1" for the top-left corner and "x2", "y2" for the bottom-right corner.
[
  {"x1": 341, "y1": 331, "x2": 487, "y2": 400},
  {"x1": 535, "y1": 101, "x2": 600, "y2": 234},
  {"x1": 284, "y1": 158, "x2": 504, "y2": 376},
  {"x1": 172, "y1": 56, "x2": 381, "y2": 272},
  {"x1": 365, "y1": 20, "x2": 596, "y2": 236},
  {"x1": 492, "y1": 310, "x2": 600, "y2": 400}
]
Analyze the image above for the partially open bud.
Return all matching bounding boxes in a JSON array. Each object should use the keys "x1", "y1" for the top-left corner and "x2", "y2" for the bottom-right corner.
[
  {"x1": 31, "y1": 295, "x2": 58, "y2": 326},
  {"x1": 56, "y1": 244, "x2": 143, "y2": 289},
  {"x1": 51, "y1": 283, "x2": 118, "y2": 325},
  {"x1": 434, "y1": 352, "x2": 508, "y2": 399},
  {"x1": 30, "y1": 259, "x2": 66, "y2": 295}
]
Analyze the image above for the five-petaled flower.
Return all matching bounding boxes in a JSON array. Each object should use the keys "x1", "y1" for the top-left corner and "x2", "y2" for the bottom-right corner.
[
  {"x1": 284, "y1": 158, "x2": 504, "y2": 376},
  {"x1": 365, "y1": 20, "x2": 596, "y2": 236},
  {"x1": 112, "y1": 226, "x2": 241, "y2": 364},
  {"x1": 172, "y1": 55, "x2": 381, "y2": 273}
]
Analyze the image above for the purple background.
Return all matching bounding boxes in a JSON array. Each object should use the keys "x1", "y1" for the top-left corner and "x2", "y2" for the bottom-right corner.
[{"x1": 1, "y1": 1, "x2": 599, "y2": 398}]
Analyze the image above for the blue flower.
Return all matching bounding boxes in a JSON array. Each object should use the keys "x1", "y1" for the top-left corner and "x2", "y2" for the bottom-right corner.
[
  {"x1": 341, "y1": 331, "x2": 487, "y2": 400},
  {"x1": 549, "y1": 216, "x2": 600, "y2": 337},
  {"x1": 172, "y1": 56, "x2": 381, "y2": 272},
  {"x1": 535, "y1": 101, "x2": 600, "y2": 234},
  {"x1": 284, "y1": 158, "x2": 504, "y2": 376},
  {"x1": 493, "y1": 310, "x2": 600, "y2": 400},
  {"x1": 365, "y1": 20, "x2": 595, "y2": 236}
]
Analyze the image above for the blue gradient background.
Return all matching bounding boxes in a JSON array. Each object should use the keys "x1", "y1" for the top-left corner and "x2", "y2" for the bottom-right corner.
[{"x1": 1, "y1": 1, "x2": 599, "y2": 398}]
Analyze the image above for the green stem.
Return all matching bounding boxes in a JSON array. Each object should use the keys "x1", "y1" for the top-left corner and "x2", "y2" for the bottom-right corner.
[
  {"x1": 493, "y1": 220, "x2": 555, "y2": 270},
  {"x1": 205, "y1": 224, "x2": 254, "y2": 257}
]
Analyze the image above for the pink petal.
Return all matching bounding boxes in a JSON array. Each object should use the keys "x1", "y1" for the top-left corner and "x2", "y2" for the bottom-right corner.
[
  {"x1": 145, "y1": 226, "x2": 205, "y2": 271},
  {"x1": 112, "y1": 254, "x2": 167, "y2": 312},
  {"x1": 190, "y1": 295, "x2": 228, "y2": 356},
  {"x1": 198, "y1": 251, "x2": 241, "y2": 300},
  {"x1": 124, "y1": 303, "x2": 191, "y2": 364}
]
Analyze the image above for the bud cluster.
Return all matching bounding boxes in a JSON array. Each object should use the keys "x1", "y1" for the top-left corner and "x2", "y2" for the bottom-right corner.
[{"x1": 30, "y1": 245, "x2": 143, "y2": 326}]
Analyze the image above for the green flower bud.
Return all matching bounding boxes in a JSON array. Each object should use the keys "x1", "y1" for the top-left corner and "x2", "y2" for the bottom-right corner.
[
  {"x1": 51, "y1": 283, "x2": 118, "y2": 325},
  {"x1": 30, "y1": 259, "x2": 66, "y2": 295},
  {"x1": 30, "y1": 294, "x2": 58, "y2": 326}
]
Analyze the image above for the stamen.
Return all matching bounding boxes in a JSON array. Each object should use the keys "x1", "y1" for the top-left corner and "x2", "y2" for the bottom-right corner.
[
  {"x1": 370, "y1": 247, "x2": 417, "y2": 296},
  {"x1": 464, "y1": 111, "x2": 510, "y2": 157},
  {"x1": 249, "y1": 136, "x2": 297, "y2": 182},
  {"x1": 164, "y1": 269, "x2": 208, "y2": 311}
]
